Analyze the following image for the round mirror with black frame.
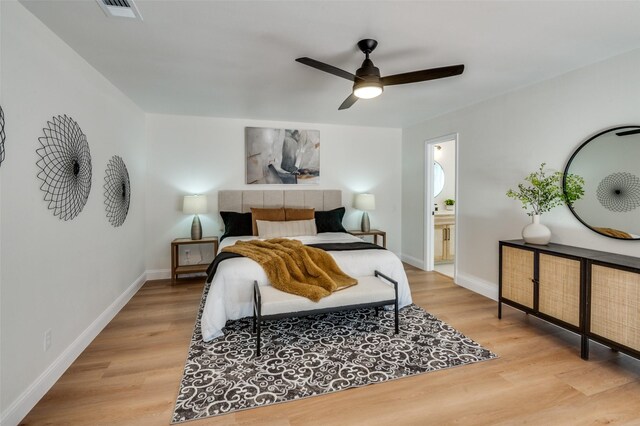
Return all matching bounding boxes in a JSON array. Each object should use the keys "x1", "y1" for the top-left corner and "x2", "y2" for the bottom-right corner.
[{"x1": 564, "y1": 125, "x2": 640, "y2": 240}]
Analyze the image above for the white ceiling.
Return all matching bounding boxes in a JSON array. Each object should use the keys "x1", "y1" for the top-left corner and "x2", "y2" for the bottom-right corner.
[{"x1": 19, "y1": 0, "x2": 640, "y2": 128}]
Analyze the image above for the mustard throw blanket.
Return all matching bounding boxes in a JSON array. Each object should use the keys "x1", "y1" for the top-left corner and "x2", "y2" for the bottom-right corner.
[
  {"x1": 592, "y1": 227, "x2": 633, "y2": 239},
  {"x1": 222, "y1": 239, "x2": 357, "y2": 302}
]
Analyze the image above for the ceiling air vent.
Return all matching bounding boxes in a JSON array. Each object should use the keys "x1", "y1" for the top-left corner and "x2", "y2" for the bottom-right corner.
[{"x1": 96, "y1": 0, "x2": 143, "y2": 20}]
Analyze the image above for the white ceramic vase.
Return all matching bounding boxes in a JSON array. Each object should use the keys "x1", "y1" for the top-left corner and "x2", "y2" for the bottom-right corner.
[{"x1": 522, "y1": 214, "x2": 551, "y2": 245}]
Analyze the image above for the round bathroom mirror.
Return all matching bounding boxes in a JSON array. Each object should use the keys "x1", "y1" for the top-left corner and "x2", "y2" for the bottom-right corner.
[
  {"x1": 434, "y1": 161, "x2": 445, "y2": 197},
  {"x1": 564, "y1": 126, "x2": 640, "y2": 240}
]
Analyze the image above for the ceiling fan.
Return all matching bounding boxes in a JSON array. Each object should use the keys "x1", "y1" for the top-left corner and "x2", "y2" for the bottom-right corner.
[{"x1": 296, "y1": 39, "x2": 465, "y2": 110}]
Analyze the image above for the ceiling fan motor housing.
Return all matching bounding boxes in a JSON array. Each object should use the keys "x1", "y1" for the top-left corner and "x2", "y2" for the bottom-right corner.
[{"x1": 354, "y1": 58, "x2": 383, "y2": 96}]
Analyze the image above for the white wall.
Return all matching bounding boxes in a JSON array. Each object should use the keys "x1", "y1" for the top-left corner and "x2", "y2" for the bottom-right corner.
[
  {"x1": 402, "y1": 47, "x2": 640, "y2": 298},
  {"x1": 0, "y1": 2, "x2": 147, "y2": 424},
  {"x1": 145, "y1": 114, "x2": 402, "y2": 275}
]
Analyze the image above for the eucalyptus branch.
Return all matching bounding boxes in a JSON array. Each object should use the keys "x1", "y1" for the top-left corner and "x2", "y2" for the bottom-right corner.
[{"x1": 506, "y1": 163, "x2": 584, "y2": 217}]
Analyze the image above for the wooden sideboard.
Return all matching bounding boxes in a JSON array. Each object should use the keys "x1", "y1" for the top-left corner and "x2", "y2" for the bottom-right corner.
[{"x1": 499, "y1": 240, "x2": 640, "y2": 361}]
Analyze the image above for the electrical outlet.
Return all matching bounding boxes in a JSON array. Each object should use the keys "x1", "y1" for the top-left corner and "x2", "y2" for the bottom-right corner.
[
  {"x1": 44, "y1": 329, "x2": 52, "y2": 352},
  {"x1": 185, "y1": 249, "x2": 191, "y2": 265}
]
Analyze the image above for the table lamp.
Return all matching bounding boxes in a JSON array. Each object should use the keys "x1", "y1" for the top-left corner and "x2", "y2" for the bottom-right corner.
[
  {"x1": 183, "y1": 195, "x2": 207, "y2": 240},
  {"x1": 354, "y1": 193, "x2": 375, "y2": 232}
]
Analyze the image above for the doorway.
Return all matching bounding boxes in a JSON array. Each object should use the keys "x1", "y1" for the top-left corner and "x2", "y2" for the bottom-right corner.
[{"x1": 424, "y1": 134, "x2": 458, "y2": 278}]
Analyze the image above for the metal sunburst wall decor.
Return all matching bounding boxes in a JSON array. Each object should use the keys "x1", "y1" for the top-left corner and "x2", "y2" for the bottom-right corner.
[
  {"x1": 596, "y1": 172, "x2": 640, "y2": 212},
  {"x1": 0, "y1": 105, "x2": 6, "y2": 167},
  {"x1": 103, "y1": 155, "x2": 131, "y2": 227},
  {"x1": 36, "y1": 115, "x2": 92, "y2": 220}
]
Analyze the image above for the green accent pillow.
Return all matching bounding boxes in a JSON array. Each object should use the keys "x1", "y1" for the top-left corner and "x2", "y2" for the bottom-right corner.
[
  {"x1": 220, "y1": 211, "x2": 253, "y2": 241},
  {"x1": 314, "y1": 207, "x2": 347, "y2": 233}
]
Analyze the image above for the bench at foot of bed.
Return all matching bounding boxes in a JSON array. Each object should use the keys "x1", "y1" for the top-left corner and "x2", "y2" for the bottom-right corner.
[{"x1": 252, "y1": 270, "x2": 399, "y2": 356}]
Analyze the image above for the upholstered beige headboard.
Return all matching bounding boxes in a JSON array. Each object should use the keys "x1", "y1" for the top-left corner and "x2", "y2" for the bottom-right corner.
[{"x1": 218, "y1": 190, "x2": 342, "y2": 213}]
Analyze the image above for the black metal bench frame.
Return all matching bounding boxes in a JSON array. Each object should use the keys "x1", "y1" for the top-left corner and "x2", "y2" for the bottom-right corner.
[{"x1": 252, "y1": 270, "x2": 399, "y2": 356}]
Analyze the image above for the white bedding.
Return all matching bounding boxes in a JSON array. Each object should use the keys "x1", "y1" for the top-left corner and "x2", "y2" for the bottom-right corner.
[{"x1": 201, "y1": 232, "x2": 413, "y2": 341}]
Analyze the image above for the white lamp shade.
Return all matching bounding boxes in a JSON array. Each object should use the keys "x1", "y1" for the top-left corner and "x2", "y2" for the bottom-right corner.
[
  {"x1": 183, "y1": 195, "x2": 207, "y2": 214},
  {"x1": 354, "y1": 193, "x2": 376, "y2": 211}
]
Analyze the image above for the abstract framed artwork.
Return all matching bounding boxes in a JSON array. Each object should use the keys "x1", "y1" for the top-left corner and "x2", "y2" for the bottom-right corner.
[{"x1": 245, "y1": 127, "x2": 320, "y2": 184}]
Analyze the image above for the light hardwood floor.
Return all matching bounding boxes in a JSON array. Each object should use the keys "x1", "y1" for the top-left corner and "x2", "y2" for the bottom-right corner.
[{"x1": 22, "y1": 265, "x2": 640, "y2": 425}]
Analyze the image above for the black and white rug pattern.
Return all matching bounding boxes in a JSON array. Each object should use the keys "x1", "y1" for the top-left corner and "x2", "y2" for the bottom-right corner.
[{"x1": 172, "y1": 283, "x2": 497, "y2": 423}]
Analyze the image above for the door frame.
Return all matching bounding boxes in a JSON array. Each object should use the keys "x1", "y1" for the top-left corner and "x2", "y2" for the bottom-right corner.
[{"x1": 424, "y1": 133, "x2": 459, "y2": 276}]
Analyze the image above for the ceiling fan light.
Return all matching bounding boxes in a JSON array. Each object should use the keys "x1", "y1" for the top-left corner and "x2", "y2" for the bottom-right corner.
[{"x1": 354, "y1": 84, "x2": 383, "y2": 99}]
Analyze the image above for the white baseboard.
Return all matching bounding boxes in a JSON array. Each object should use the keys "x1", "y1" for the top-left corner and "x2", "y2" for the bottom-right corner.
[
  {"x1": 455, "y1": 271, "x2": 498, "y2": 301},
  {"x1": 400, "y1": 253, "x2": 425, "y2": 270},
  {"x1": 145, "y1": 268, "x2": 170, "y2": 280},
  {"x1": 1, "y1": 271, "x2": 147, "y2": 426}
]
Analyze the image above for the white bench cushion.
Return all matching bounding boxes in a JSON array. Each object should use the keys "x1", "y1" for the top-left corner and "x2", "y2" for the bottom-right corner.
[{"x1": 259, "y1": 275, "x2": 395, "y2": 316}]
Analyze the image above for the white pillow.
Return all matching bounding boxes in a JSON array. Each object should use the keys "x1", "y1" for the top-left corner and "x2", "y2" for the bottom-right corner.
[{"x1": 256, "y1": 219, "x2": 318, "y2": 238}]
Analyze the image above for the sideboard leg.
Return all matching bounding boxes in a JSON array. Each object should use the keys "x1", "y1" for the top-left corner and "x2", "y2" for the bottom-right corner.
[
  {"x1": 498, "y1": 301, "x2": 502, "y2": 319},
  {"x1": 581, "y1": 336, "x2": 589, "y2": 360}
]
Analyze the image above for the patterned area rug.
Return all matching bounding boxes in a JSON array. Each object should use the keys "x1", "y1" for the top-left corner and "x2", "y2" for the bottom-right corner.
[{"x1": 172, "y1": 283, "x2": 497, "y2": 423}]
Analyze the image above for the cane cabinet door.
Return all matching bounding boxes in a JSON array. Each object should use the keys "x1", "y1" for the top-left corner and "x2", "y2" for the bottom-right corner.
[{"x1": 501, "y1": 246, "x2": 535, "y2": 309}]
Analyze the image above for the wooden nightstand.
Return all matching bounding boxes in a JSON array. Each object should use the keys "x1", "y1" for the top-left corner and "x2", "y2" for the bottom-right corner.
[
  {"x1": 348, "y1": 229, "x2": 386, "y2": 248},
  {"x1": 171, "y1": 237, "x2": 219, "y2": 282}
]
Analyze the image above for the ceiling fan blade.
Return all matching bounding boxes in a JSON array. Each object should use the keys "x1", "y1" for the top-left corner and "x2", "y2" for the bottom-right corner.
[
  {"x1": 338, "y1": 93, "x2": 359, "y2": 110},
  {"x1": 381, "y1": 64, "x2": 465, "y2": 86},
  {"x1": 616, "y1": 129, "x2": 640, "y2": 136},
  {"x1": 296, "y1": 57, "x2": 362, "y2": 82}
]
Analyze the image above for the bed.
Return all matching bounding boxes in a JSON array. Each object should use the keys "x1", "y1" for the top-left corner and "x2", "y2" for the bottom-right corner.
[{"x1": 201, "y1": 189, "x2": 413, "y2": 342}]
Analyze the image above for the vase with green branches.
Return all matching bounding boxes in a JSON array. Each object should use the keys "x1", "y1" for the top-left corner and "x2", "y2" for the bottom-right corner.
[{"x1": 506, "y1": 163, "x2": 584, "y2": 244}]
